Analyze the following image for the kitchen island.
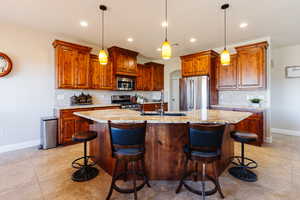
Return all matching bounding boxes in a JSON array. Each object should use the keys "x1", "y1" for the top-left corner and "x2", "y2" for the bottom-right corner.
[{"x1": 74, "y1": 109, "x2": 252, "y2": 180}]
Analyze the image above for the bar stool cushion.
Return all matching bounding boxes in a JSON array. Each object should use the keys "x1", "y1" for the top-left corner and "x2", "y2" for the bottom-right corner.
[
  {"x1": 72, "y1": 131, "x2": 97, "y2": 143},
  {"x1": 184, "y1": 145, "x2": 221, "y2": 158},
  {"x1": 114, "y1": 148, "x2": 144, "y2": 156},
  {"x1": 231, "y1": 132, "x2": 258, "y2": 143}
]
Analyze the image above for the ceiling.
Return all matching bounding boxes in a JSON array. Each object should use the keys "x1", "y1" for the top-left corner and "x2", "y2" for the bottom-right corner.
[{"x1": 1, "y1": 0, "x2": 300, "y2": 59}]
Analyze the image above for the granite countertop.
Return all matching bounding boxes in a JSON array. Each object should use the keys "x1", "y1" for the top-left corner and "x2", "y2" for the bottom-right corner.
[
  {"x1": 54, "y1": 104, "x2": 121, "y2": 110},
  {"x1": 211, "y1": 104, "x2": 267, "y2": 112},
  {"x1": 141, "y1": 102, "x2": 168, "y2": 104},
  {"x1": 74, "y1": 109, "x2": 252, "y2": 124}
]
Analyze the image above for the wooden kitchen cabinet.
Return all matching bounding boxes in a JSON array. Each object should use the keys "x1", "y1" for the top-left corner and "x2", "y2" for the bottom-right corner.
[
  {"x1": 142, "y1": 103, "x2": 168, "y2": 112},
  {"x1": 90, "y1": 54, "x2": 113, "y2": 90},
  {"x1": 108, "y1": 46, "x2": 139, "y2": 76},
  {"x1": 217, "y1": 41, "x2": 268, "y2": 90},
  {"x1": 136, "y1": 62, "x2": 164, "y2": 91},
  {"x1": 211, "y1": 106, "x2": 264, "y2": 146},
  {"x1": 217, "y1": 54, "x2": 238, "y2": 90},
  {"x1": 181, "y1": 50, "x2": 219, "y2": 105},
  {"x1": 53, "y1": 40, "x2": 92, "y2": 89},
  {"x1": 58, "y1": 106, "x2": 120, "y2": 145},
  {"x1": 145, "y1": 62, "x2": 164, "y2": 91},
  {"x1": 236, "y1": 42, "x2": 268, "y2": 89}
]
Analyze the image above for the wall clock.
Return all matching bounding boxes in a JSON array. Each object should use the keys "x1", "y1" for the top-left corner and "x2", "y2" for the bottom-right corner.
[{"x1": 0, "y1": 52, "x2": 13, "y2": 77}]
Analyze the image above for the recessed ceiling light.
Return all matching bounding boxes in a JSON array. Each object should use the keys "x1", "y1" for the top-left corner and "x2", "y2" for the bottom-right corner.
[
  {"x1": 161, "y1": 21, "x2": 168, "y2": 27},
  {"x1": 80, "y1": 21, "x2": 88, "y2": 27},
  {"x1": 240, "y1": 22, "x2": 248, "y2": 28},
  {"x1": 190, "y1": 38, "x2": 197, "y2": 43},
  {"x1": 157, "y1": 48, "x2": 162, "y2": 51},
  {"x1": 127, "y1": 38, "x2": 134, "y2": 42}
]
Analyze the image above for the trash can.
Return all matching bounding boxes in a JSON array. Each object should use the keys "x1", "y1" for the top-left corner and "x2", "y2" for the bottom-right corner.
[{"x1": 40, "y1": 116, "x2": 58, "y2": 149}]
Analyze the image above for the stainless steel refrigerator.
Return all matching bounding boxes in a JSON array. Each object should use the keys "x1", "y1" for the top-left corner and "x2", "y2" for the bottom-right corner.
[{"x1": 179, "y1": 76, "x2": 209, "y2": 111}]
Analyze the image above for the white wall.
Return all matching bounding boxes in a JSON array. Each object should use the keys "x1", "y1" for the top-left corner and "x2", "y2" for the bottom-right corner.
[
  {"x1": 0, "y1": 22, "x2": 157, "y2": 152},
  {"x1": 271, "y1": 45, "x2": 300, "y2": 135}
]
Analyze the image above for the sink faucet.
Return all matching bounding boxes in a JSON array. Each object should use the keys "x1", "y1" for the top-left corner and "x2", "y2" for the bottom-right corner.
[{"x1": 158, "y1": 90, "x2": 165, "y2": 116}]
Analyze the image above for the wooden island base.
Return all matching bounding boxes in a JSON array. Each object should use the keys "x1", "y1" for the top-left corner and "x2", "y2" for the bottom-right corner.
[{"x1": 89, "y1": 122, "x2": 234, "y2": 180}]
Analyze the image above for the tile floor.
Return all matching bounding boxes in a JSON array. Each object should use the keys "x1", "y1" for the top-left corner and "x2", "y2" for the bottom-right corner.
[{"x1": 0, "y1": 133, "x2": 299, "y2": 200}]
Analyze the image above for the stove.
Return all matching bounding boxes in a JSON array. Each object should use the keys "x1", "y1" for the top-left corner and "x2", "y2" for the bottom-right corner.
[{"x1": 111, "y1": 95, "x2": 141, "y2": 111}]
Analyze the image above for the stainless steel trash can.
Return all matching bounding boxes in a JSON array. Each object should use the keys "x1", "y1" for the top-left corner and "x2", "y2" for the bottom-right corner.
[{"x1": 40, "y1": 117, "x2": 58, "y2": 149}]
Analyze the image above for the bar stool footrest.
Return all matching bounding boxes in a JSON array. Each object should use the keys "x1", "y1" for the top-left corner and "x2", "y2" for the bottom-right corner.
[
  {"x1": 230, "y1": 156, "x2": 257, "y2": 169},
  {"x1": 228, "y1": 166, "x2": 257, "y2": 182},
  {"x1": 112, "y1": 171, "x2": 147, "y2": 194},
  {"x1": 72, "y1": 156, "x2": 97, "y2": 169}
]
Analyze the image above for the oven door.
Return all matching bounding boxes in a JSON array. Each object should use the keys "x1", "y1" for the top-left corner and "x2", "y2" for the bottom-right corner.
[{"x1": 117, "y1": 77, "x2": 135, "y2": 91}]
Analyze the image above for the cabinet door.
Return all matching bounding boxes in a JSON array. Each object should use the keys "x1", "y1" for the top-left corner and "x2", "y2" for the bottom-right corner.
[
  {"x1": 152, "y1": 66, "x2": 164, "y2": 91},
  {"x1": 90, "y1": 56, "x2": 113, "y2": 89},
  {"x1": 217, "y1": 55, "x2": 238, "y2": 90},
  {"x1": 60, "y1": 117, "x2": 76, "y2": 144},
  {"x1": 182, "y1": 57, "x2": 194, "y2": 76},
  {"x1": 116, "y1": 54, "x2": 126, "y2": 73},
  {"x1": 193, "y1": 55, "x2": 209, "y2": 76},
  {"x1": 57, "y1": 46, "x2": 75, "y2": 88},
  {"x1": 127, "y1": 55, "x2": 137, "y2": 74},
  {"x1": 102, "y1": 61, "x2": 113, "y2": 89},
  {"x1": 143, "y1": 66, "x2": 153, "y2": 91},
  {"x1": 75, "y1": 51, "x2": 90, "y2": 89},
  {"x1": 235, "y1": 113, "x2": 263, "y2": 146},
  {"x1": 136, "y1": 64, "x2": 144, "y2": 90},
  {"x1": 238, "y1": 47, "x2": 266, "y2": 89},
  {"x1": 75, "y1": 117, "x2": 90, "y2": 133}
]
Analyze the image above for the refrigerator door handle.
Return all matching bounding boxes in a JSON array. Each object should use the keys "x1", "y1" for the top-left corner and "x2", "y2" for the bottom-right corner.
[{"x1": 191, "y1": 80, "x2": 195, "y2": 110}]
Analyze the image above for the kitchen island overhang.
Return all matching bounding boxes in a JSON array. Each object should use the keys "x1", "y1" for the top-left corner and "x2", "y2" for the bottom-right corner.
[{"x1": 74, "y1": 109, "x2": 252, "y2": 180}]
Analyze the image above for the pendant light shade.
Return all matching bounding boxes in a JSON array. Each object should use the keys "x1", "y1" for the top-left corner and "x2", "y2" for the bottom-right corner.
[
  {"x1": 220, "y1": 49, "x2": 230, "y2": 66},
  {"x1": 99, "y1": 5, "x2": 108, "y2": 65},
  {"x1": 221, "y1": 4, "x2": 230, "y2": 66},
  {"x1": 99, "y1": 49, "x2": 108, "y2": 65},
  {"x1": 162, "y1": 40, "x2": 172, "y2": 60},
  {"x1": 161, "y1": 0, "x2": 171, "y2": 60}
]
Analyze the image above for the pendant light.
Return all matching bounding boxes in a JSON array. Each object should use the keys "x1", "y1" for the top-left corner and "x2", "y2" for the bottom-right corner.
[
  {"x1": 99, "y1": 5, "x2": 108, "y2": 65},
  {"x1": 161, "y1": 0, "x2": 171, "y2": 60},
  {"x1": 220, "y1": 3, "x2": 230, "y2": 66}
]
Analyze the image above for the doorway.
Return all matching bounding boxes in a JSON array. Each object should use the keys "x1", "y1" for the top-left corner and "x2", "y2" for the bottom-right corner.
[{"x1": 169, "y1": 70, "x2": 181, "y2": 111}]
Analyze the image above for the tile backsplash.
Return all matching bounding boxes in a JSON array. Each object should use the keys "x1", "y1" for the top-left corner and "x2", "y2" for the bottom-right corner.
[
  {"x1": 218, "y1": 90, "x2": 268, "y2": 107},
  {"x1": 54, "y1": 89, "x2": 161, "y2": 107}
]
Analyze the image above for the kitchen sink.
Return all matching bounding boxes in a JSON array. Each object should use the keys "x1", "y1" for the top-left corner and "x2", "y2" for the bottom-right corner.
[{"x1": 140, "y1": 112, "x2": 186, "y2": 116}]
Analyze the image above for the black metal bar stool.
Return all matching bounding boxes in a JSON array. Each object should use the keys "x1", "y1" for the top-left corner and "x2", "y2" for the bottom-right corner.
[
  {"x1": 176, "y1": 123, "x2": 226, "y2": 200},
  {"x1": 106, "y1": 120, "x2": 150, "y2": 200},
  {"x1": 229, "y1": 131, "x2": 258, "y2": 182},
  {"x1": 71, "y1": 131, "x2": 99, "y2": 182}
]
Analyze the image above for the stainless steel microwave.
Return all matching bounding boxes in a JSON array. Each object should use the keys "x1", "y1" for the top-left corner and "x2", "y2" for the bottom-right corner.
[{"x1": 116, "y1": 77, "x2": 135, "y2": 91}]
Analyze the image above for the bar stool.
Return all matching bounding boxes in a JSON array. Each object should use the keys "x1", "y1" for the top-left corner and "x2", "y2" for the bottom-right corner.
[
  {"x1": 229, "y1": 131, "x2": 258, "y2": 182},
  {"x1": 106, "y1": 120, "x2": 150, "y2": 200},
  {"x1": 71, "y1": 131, "x2": 99, "y2": 182},
  {"x1": 176, "y1": 123, "x2": 226, "y2": 200}
]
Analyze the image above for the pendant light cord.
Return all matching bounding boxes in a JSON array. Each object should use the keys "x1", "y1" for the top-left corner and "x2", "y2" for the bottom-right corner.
[
  {"x1": 165, "y1": 0, "x2": 168, "y2": 41},
  {"x1": 101, "y1": 9, "x2": 104, "y2": 50},
  {"x1": 224, "y1": 8, "x2": 227, "y2": 50}
]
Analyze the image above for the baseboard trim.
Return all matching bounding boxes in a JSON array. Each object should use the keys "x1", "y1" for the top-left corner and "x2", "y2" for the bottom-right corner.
[
  {"x1": 0, "y1": 140, "x2": 40, "y2": 154},
  {"x1": 271, "y1": 128, "x2": 300, "y2": 136},
  {"x1": 264, "y1": 136, "x2": 273, "y2": 143}
]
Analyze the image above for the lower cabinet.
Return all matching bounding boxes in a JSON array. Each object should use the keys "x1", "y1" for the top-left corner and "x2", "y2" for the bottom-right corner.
[
  {"x1": 211, "y1": 107, "x2": 264, "y2": 146},
  {"x1": 142, "y1": 103, "x2": 168, "y2": 112},
  {"x1": 58, "y1": 106, "x2": 119, "y2": 145}
]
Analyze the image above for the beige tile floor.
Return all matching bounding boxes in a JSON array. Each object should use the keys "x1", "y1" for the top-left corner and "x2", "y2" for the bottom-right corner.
[{"x1": 0, "y1": 133, "x2": 299, "y2": 200}]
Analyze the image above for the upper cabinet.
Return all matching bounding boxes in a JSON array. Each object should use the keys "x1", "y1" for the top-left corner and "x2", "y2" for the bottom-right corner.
[
  {"x1": 90, "y1": 54, "x2": 113, "y2": 90},
  {"x1": 180, "y1": 50, "x2": 219, "y2": 105},
  {"x1": 217, "y1": 41, "x2": 268, "y2": 90},
  {"x1": 53, "y1": 40, "x2": 92, "y2": 89},
  {"x1": 236, "y1": 42, "x2": 268, "y2": 89},
  {"x1": 108, "y1": 46, "x2": 139, "y2": 76},
  {"x1": 136, "y1": 62, "x2": 164, "y2": 91},
  {"x1": 217, "y1": 54, "x2": 238, "y2": 90}
]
